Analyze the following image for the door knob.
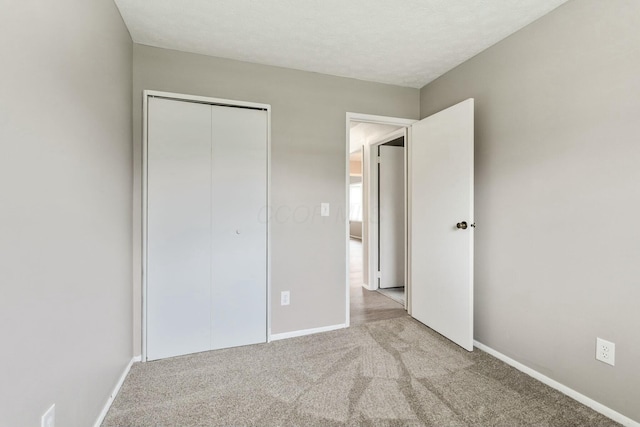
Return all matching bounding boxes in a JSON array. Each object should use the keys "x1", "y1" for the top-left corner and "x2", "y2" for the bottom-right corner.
[{"x1": 456, "y1": 221, "x2": 475, "y2": 229}]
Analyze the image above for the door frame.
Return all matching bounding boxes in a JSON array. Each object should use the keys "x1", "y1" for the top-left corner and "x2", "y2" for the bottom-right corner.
[
  {"x1": 345, "y1": 113, "x2": 416, "y2": 325},
  {"x1": 366, "y1": 128, "x2": 405, "y2": 292},
  {"x1": 142, "y1": 90, "x2": 271, "y2": 362}
]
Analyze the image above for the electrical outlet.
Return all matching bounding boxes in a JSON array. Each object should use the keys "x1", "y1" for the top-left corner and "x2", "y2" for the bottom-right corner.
[
  {"x1": 596, "y1": 337, "x2": 615, "y2": 366},
  {"x1": 281, "y1": 291, "x2": 290, "y2": 306},
  {"x1": 320, "y1": 203, "x2": 330, "y2": 217},
  {"x1": 41, "y1": 404, "x2": 55, "y2": 427}
]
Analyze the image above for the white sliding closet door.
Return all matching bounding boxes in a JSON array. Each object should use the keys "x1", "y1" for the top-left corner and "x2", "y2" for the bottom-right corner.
[
  {"x1": 211, "y1": 106, "x2": 267, "y2": 349},
  {"x1": 147, "y1": 98, "x2": 213, "y2": 361},
  {"x1": 146, "y1": 96, "x2": 268, "y2": 361}
]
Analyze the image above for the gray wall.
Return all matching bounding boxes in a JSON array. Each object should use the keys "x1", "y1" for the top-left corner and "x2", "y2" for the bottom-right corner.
[
  {"x1": 349, "y1": 222, "x2": 363, "y2": 240},
  {"x1": 132, "y1": 45, "x2": 419, "y2": 353},
  {"x1": 0, "y1": 1, "x2": 133, "y2": 426},
  {"x1": 350, "y1": 175, "x2": 363, "y2": 239},
  {"x1": 420, "y1": 0, "x2": 639, "y2": 421}
]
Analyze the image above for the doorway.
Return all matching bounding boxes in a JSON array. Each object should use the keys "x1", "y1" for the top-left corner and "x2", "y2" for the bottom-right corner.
[
  {"x1": 376, "y1": 135, "x2": 405, "y2": 306},
  {"x1": 345, "y1": 101, "x2": 475, "y2": 351},
  {"x1": 346, "y1": 114, "x2": 415, "y2": 325}
]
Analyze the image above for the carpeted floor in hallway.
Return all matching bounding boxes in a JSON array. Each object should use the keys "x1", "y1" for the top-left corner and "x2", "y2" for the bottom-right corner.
[{"x1": 102, "y1": 316, "x2": 618, "y2": 426}]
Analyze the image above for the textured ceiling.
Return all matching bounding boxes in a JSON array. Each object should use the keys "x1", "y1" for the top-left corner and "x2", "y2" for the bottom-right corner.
[{"x1": 114, "y1": 0, "x2": 569, "y2": 88}]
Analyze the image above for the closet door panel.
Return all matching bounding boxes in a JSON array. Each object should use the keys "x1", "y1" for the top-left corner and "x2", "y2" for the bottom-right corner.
[
  {"x1": 147, "y1": 98, "x2": 212, "y2": 360},
  {"x1": 210, "y1": 106, "x2": 267, "y2": 349}
]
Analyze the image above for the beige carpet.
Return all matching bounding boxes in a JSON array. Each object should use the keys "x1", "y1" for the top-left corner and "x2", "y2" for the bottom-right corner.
[{"x1": 103, "y1": 317, "x2": 617, "y2": 426}]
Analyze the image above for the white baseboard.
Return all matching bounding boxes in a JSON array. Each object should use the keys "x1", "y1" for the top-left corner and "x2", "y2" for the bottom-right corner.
[
  {"x1": 93, "y1": 355, "x2": 141, "y2": 427},
  {"x1": 270, "y1": 323, "x2": 347, "y2": 341},
  {"x1": 474, "y1": 340, "x2": 639, "y2": 427},
  {"x1": 358, "y1": 282, "x2": 376, "y2": 291}
]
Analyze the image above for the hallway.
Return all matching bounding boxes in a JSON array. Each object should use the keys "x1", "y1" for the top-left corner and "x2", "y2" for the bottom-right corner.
[{"x1": 349, "y1": 239, "x2": 407, "y2": 325}]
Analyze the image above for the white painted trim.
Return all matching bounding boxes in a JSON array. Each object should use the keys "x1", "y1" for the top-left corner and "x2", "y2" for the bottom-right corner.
[
  {"x1": 142, "y1": 90, "x2": 271, "y2": 361},
  {"x1": 93, "y1": 356, "x2": 141, "y2": 427},
  {"x1": 406, "y1": 125, "x2": 413, "y2": 315},
  {"x1": 266, "y1": 107, "x2": 272, "y2": 343},
  {"x1": 344, "y1": 116, "x2": 351, "y2": 328},
  {"x1": 144, "y1": 90, "x2": 270, "y2": 111},
  {"x1": 347, "y1": 112, "x2": 417, "y2": 127},
  {"x1": 270, "y1": 323, "x2": 347, "y2": 341},
  {"x1": 402, "y1": 127, "x2": 410, "y2": 313},
  {"x1": 474, "y1": 341, "x2": 640, "y2": 427},
  {"x1": 141, "y1": 92, "x2": 148, "y2": 361}
]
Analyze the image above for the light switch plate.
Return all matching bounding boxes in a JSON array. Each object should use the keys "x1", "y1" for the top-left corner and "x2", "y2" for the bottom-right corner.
[
  {"x1": 321, "y1": 203, "x2": 330, "y2": 217},
  {"x1": 281, "y1": 291, "x2": 290, "y2": 306}
]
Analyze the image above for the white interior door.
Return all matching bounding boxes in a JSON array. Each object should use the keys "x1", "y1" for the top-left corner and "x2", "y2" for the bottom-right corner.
[
  {"x1": 409, "y1": 98, "x2": 474, "y2": 351},
  {"x1": 147, "y1": 97, "x2": 213, "y2": 361},
  {"x1": 379, "y1": 145, "x2": 405, "y2": 289},
  {"x1": 210, "y1": 105, "x2": 267, "y2": 350}
]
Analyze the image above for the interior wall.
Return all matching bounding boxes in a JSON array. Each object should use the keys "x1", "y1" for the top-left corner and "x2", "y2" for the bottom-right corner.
[
  {"x1": 349, "y1": 157, "x2": 363, "y2": 239},
  {"x1": 350, "y1": 159, "x2": 362, "y2": 175},
  {"x1": 0, "y1": 1, "x2": 133, "y2": 426},
  {"x1": 420, "y1": 0, "x2": 639, "y2": 421},
  {"x1": 132, "y1": 44, "x2": 419, "y2": 353},
  {"x1": 349, "y1": 222, "x2": 363, "y2": 240}
]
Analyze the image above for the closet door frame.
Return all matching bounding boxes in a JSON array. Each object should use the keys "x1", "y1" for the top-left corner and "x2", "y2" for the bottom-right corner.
[{"x1": 142, "y1": 90, "x2": 271, "y2": 362}]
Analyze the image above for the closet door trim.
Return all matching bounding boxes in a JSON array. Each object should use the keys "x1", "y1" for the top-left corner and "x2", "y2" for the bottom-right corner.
[{"x1": 142, "y1": 90, "x2": 271, "y2": 362}]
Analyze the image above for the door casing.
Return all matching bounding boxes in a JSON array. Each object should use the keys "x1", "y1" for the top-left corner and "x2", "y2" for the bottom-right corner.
[{"x1": 345, "y1": 113, "x2": 416, "y2": 323}]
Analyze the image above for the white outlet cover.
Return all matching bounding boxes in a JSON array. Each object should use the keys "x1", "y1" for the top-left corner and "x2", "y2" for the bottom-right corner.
[
  {"x1": 596, "y1": 337, "x2": 615, "y2": 366},
  {"x1": 41, "y1": 404, "x2": 55, "y2": 427}
]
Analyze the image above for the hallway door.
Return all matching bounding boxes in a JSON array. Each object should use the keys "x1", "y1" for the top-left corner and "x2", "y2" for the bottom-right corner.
[{"x1": 378, "y1": 144, "x2": 405, "y2": 289}]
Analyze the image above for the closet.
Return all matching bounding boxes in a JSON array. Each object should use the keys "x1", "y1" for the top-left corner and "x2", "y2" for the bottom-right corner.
[{"x1": 144, "y1": 92, "x2": 269, "y2": 361}]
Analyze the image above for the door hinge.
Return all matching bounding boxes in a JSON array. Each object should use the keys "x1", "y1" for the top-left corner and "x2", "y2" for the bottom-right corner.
[
  {"x1": 377, "y1": 156, "x2": 381, "y2": 164},
  {"x1": 376, "y1": 271, "x2": 382, "y2": 279}
]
